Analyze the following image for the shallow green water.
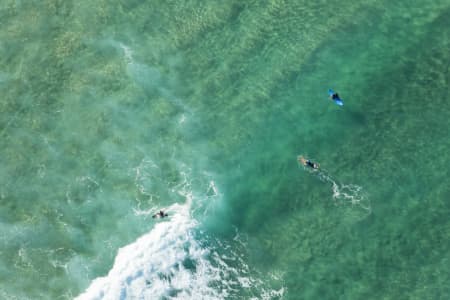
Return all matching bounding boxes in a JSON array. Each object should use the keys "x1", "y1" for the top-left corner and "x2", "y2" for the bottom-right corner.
[{"x1": 0, "y1": 0, "x2": 449, "y2": 299}]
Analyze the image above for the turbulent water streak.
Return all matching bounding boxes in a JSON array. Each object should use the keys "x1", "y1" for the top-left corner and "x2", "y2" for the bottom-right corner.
[{"x1": 77, "y1": 192, "x2": 284, "y2": 300}]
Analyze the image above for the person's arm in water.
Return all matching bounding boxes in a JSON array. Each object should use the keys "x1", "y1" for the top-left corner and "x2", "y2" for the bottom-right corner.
[{"x1": 298, "y1": 156, "x2": 307, "y2": 165}]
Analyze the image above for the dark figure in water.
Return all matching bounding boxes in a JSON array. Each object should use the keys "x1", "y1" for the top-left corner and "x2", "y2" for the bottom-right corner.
[
  {"x1": 298, "y1": 155, "x2": 319, "y2": 169},
  {"x1": 330, "y1": 92, "x2": 340, "y2": 101},
  {"x1": 152, "y1": 210, "x2": 168, "y2": 219}
]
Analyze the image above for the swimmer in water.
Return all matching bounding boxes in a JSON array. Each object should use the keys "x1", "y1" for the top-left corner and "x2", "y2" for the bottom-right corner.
[
  {"x1": 298, "y1": 155, "x2": 319, "y2": 169},
  {"x1": 152, "y1": 210, "x2": 168, "y2": 219}
]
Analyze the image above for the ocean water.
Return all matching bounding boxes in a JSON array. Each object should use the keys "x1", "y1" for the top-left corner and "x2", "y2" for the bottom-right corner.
[{"x1": 1, "y1": 0, "x2": 449, "y2": 299}]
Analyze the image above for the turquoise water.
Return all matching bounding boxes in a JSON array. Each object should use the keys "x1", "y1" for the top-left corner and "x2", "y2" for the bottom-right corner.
[{"x1": 1, "y1": 1, "x2": 449, "y2": 299}]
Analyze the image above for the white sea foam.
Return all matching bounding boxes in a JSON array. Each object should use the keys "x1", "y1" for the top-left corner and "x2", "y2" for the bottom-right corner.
[
  {"x1": 118, "y1": 43, "x2": 133, "y2": 66},
  {"x1": 76, "y1": 176, "x2": 283, "y2": 300},
  {"x1": 76, "y1": 200, "x2": 214, "y2": 300},
  {"x1": 300, "y1": 162, "x2": 371, "y2": 215}
]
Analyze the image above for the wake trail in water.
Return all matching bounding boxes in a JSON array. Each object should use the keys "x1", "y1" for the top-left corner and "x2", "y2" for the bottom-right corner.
[{"x1": 301, "y1": 163, "x2": 372, "y2": 215}]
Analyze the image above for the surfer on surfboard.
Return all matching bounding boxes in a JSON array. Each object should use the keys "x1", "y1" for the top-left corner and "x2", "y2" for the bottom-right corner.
[
  {"x1": 328, "y1": 89, "x2": 344, "y2": 106},
  {"x1": 152, "y1": 210, "x2": 168, "y2": 219},
  {"x1": 298, "y1": 156, "x2": 319, "y2": 169}
]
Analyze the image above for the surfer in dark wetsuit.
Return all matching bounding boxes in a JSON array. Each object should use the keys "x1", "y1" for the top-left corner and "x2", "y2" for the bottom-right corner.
[
  {"x1": 330, "y1": 92, "x2": 340, "y2": 101},
  {"x1": 152, "y1": 210, "x2": 168, "y2": 219},
  {"x1": 298, "y1": 156, "x2": 319, "y2": 169}
]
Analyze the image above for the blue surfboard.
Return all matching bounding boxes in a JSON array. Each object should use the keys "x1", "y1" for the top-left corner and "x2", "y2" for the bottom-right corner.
[{"x1": 328, "y1": 89, "x2": 344, "y2": 106}]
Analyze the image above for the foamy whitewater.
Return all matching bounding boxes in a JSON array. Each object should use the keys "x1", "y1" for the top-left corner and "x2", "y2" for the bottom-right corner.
[{"x1": 76, "y1": 174, "x2": 284, "y2": 300}]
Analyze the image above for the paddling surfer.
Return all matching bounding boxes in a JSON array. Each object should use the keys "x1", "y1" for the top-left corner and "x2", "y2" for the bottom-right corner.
[
  {"x1": 152, "y1": 210, "x2": 168, "y2": 219},
  {"x1": 298, "y1": 155, "x2": 319, "y2": 169}
]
